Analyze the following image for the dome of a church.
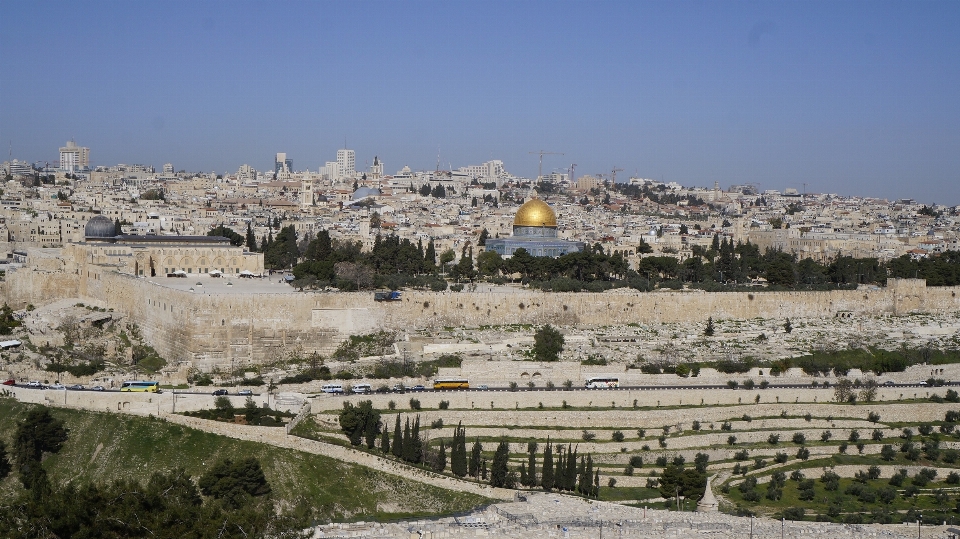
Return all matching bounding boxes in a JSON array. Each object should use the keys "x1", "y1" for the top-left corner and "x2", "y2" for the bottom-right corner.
[
  {"x1": 513, "y1": 199, "x2": 557, "y2": 228},
  {"x1": 84, "y1": 215, "x2": 116, "y2": 239}
]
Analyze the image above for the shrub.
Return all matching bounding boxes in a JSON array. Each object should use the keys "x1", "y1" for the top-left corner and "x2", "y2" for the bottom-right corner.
[
  {"x1": 582, "y1": 430, "x2": 596, "y2": 441},
  {"x1": 768, "y1": 433, "x2": 780, "y2": 445},
  {"x1": 838, "y1": 442, "x2": 848, "y2": 454},
  {"x1": 430, "y1": 418, "x2": 444, "y2": 429},
  {"x1": 438, "y1": 400, "x2": 450, "y2": 409},
  {"x1": 629, "y1": 456, "x2": 643, "y2": 468},
  {"x1": 691, "y1": 420, "x2": 701, "y2": 431},
  {"x1": 848, "y1": 429, "x2": 860, "y2": 442},
  {"x1": 637, "y1": 429, "x2": 646, "y2": 438},
  {"x1": 727, "y1": 435, "x2": 737, "y2": 446},
  {"x1": 720, "y1": 421, "x2": 732, "y2": 431},
  {"x1": 796, "y1": 447, "x2": 810, "y2": 460},
  {"x1": 612, "y1": 430, "x2": 625, "y2": 442},
  {"x1": 655, "y1": 455, "x2": 668, "y2": 467},
  {"x1": 792, "y1": 432, "x2": 806, "y2": 445},
  {"x1": 623, "y1": 465, "x2": 634, "y2": 476},
  {"x1": 821, "y1": 431, "x2": 832, "y2": 442},
  {"x1": 409, "y1": 398, "x2": 421, "y2": 410},
  {"x1": 782, "y1": 507, "x2": 805, "y2": 521},
  {"x1": 734, "y1": 449, "x2": 749, "y2": 461},
  {"x1": 868, "y1": 411, "x2": 881, "y2": 423},
  {"x1": 774, "y1": 452, "x2": 788, "y2": 464},
  {"x1": 803, "y1": 413, "x2": 812, "y2": 422},
  {"x1": 872, "y1": 429, "x2": 883, "y2": 441},
  {"x1": 918, "y1": 423, "x2": 933, "y2": 436}
]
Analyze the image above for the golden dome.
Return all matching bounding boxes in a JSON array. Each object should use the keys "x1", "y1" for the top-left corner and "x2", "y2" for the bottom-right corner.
[{"x1": 513, "y1": 199, "x2": 557, "y2": 228}]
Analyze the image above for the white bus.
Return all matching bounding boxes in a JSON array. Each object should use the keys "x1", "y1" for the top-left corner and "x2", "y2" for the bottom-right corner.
[
  {"x1": 585, "y1": 377, "x2": 619, "y2": 389},
  {"x1": 351, "y1": 383, "x2": 372, "y2": 394},
  {"x1": 321, "y1": 383, "x2": 344, "y2": 394}
]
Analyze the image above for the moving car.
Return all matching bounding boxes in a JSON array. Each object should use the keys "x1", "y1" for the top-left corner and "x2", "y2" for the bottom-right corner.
[
  {"x1": 2, "y1": 379, "x2": 15, "y2": 386},
  {"x1": 50, "y1": 383, "x2": 66, "y2": 390},
  {"x1": 212, "y1": 389, "x2": 229, "y2": 396},
  {"x1": 411, "y1": 384, "x2": 425, "y2": 391},
  {"x1": 238, "y1": 389, "x2": 253, "y2": 396},
  {"x1": 68, "y1": 384, "x2": 84, "y2": 390},
  {"x1": 92, "y1": 385, "x2": 106, "y2": 391},
  {"x1": 28, "y1": 381, "x2": 43, "y2": 388}
]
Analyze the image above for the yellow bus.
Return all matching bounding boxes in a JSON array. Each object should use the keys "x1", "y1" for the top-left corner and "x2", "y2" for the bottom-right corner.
[
  {"x1": 433, "y1": 378, "x2": 469, "y2": 390},
  {"x1": 120, "y1": 380, "x2": 161, "y2": 392}
]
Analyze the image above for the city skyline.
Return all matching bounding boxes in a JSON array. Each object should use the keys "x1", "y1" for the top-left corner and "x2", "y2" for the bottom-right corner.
[{"x1": 2, "y1": 1, "x2": 959, "y2": 205}]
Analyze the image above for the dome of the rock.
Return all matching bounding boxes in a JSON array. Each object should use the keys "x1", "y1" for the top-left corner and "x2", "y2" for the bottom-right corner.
[{"x1": 513, "y1": 199, "x2": 557, "y2": 228}]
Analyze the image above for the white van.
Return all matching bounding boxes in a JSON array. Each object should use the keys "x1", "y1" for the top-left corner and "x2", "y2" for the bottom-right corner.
[
  {"x1": 352, "y1": 383, "x2": 372, "y2": 394},
  {"x1": 321, "y1": 383, "x2": 344, "y2": 394}
]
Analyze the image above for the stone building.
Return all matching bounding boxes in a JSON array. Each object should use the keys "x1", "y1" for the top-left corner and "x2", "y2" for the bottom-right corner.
[{"x1": 63, "y1": 215, "x2": 264, "y2": 278}]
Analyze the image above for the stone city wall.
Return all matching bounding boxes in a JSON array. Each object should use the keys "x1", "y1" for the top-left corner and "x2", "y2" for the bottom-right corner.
[{"x1": 5, "y1": 260, "x2": 960, "y2": 368}]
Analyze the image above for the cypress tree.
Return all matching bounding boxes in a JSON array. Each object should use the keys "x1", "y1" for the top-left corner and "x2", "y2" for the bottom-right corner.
[
  {"x1": 246, "y1": 222, "x2": 257, "y2": 252},
  {"x1": 540, "y1": 439, "x2": 554, "y2": 491},
  {"x1": 553, "y1": 445, "x2": 565, "y2": 491},
  {"x1": 452, "y1": 422, "x2": 467, "y2": 477},
  {"x1": 519, "y1": 462, "x2": 528, "y2": 487},
  {"x1": 380, "y1": 424, "x2": 390, "y2": 454},
  {"x1": 565, "y1": 445, "x2": 578, "y2": 491},
  {"x1": 593, "y1": 467, "x2": 600, "y2": 498},
  {"x1": 391, "y1": 415, "x2": 403, "y2": 458},
  {"x1": 401, "y1": 418, "x2": 411, "y2": 461},
  {"x1": 577, "y1": 456, "x2": 587, "y2": 495},
  {"x1": 435, "y1": 440, "x2": 447, "y2": 472},
  {"x1": 481, "y1": 458, "x2": 488, "y2": 480},
  {"x1": 411, "y1": 415, "x2": 422, "y2": 463},
  {"x1": 526, "y1": 441, "x2": 538, "y2": 487},
  {"x1": 469, "y1": 438, "x2": 482, "y2": 478}
]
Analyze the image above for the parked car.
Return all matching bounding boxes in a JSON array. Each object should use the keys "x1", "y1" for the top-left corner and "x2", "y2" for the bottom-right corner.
[
  {"x1": 476, "y1": 384, "x2": 489, "y2": 390},
  {"x1": 2, "y1": 379, "x2": 15, "y2": 386},
  {"x1": 411, "y1": 384, "x2": 425, "y2": 391},
  {"x1": 212, "y1": 389, "x2": 229, "y2": 396},
  {"x1": 27, "y1": 381, "x2": 43, "y2": 388},
  {"x1": 67, "y1": 384, "x2": 84, "y2": 390},
  {"x1": 918, "y1": 381, "x2": 928, "y2": 386},
  {"x1": 50, "y1": 383, "x2": 66, "y2": 390},
  {"x1": 391, "y1": 384, "x2": 406, "y2": 393},
  {"x1": 884, "y1": 380, "x2": 896, "y2": 386},
  {"x1": 91, "y1": 385, "x2": 105, "y2": 391},
  {"x1": 238, "y1": 389, "x2": 253, "y2": 396}
]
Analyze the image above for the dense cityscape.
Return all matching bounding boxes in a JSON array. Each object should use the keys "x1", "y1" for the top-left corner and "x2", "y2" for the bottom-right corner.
[{"x1": 3, "y1": 1, "x2": 960, "y2": 537}]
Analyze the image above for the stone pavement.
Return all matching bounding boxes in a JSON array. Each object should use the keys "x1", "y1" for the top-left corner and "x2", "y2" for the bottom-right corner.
[{"x1": 309, "y1": 492, "x2": 940, "y2": 538}]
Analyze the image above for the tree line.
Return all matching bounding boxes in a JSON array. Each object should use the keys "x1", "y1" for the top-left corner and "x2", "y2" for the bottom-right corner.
[
  {"x1": 210, "y1": 221, "x2": 960, "y2": 291},
  {"x1": 337, "y1": 403, "x2": 603, "y2": 496}
]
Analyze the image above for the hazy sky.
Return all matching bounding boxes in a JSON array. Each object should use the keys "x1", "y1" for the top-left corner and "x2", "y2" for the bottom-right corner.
[{"x1": 2, "y1": 1, "x2": 959, "y2": 205}]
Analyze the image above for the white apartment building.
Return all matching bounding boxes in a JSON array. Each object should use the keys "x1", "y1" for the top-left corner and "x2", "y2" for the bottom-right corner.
[
  {"x1": 457, "y1": 160, "x2": 505, "y2": 183},
  {"x1": 337, "y1": 149, "x2": 355, "y2": 178},
  {"x1": 59, "y1": 140, "x2": 90, "y2": 172}
]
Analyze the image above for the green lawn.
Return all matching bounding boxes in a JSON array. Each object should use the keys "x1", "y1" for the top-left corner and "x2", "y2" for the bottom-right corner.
[{"x1": 0, "y1": 399, "x2": 489, "y2": 522}]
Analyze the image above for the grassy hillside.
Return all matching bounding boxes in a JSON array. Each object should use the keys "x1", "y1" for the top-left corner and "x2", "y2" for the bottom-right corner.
[{"x1": 0, "y1": 398, "x2": 488, "y2": 521}]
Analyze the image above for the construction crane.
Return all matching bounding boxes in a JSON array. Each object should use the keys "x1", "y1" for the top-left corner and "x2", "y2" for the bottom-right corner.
[
  {"x1": 529, "y1": 150, "x2": 564, "y2": 180},
  {"x1": 610, "y1": 166, "x2": 624, "y2": 184}
]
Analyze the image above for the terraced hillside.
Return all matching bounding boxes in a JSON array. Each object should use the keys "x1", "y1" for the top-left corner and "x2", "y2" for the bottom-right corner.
[
  {"x1": 0, "y1": 399, "x2": 489, "y2": 522},
  {"x1": 308, "y1": 389, "x2": 960, "y2": 524}
]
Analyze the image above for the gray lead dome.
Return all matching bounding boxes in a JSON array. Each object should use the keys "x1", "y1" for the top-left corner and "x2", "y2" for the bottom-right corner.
[{"x1": 84, "y1": 215, "x2": 116, "y2": 239}]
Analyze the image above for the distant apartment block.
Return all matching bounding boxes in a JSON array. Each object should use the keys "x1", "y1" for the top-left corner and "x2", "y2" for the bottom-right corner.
[
  {"x1": 59, "y1": 140, "x2": 90, "y2": 171},
  {"x1": 275, "y1": 153, "x2": 293, "y2": 175},
  {"x1": 337, "y1": 149, "x2": 355, "y2": 178}
]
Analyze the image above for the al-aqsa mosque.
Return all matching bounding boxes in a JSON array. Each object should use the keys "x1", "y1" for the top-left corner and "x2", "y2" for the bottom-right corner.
[{"x1": 485, "y1": 198, "x2": 585, "y2": 258}]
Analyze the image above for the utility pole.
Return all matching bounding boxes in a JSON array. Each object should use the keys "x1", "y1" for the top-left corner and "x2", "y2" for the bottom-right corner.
[{"x1": 529, "y1": 150, "x2": 564, "y2": 181}]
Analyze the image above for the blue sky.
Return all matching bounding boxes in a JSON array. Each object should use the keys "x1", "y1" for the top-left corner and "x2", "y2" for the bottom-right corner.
[{"x1": 2, "y1": 0, "x2": 959, "y2": 205}]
